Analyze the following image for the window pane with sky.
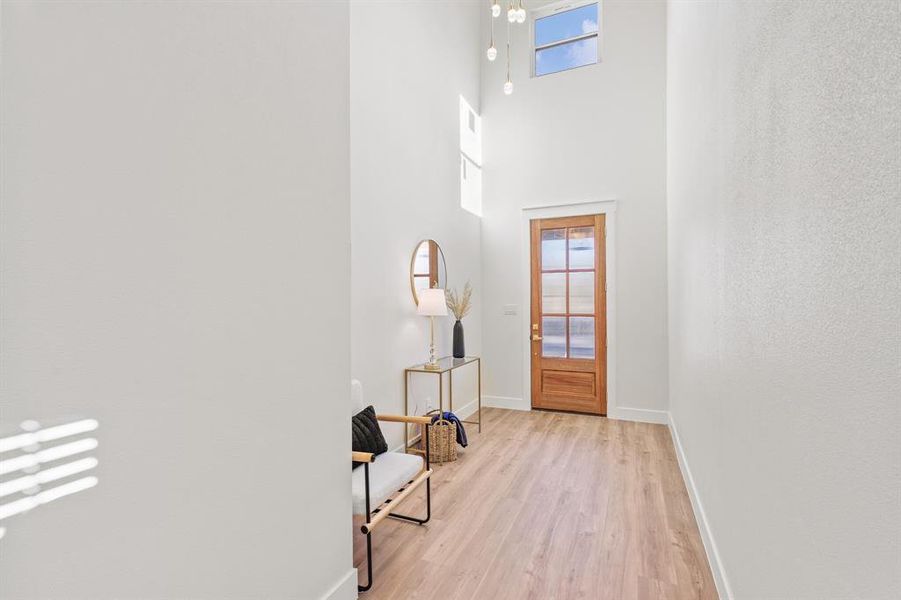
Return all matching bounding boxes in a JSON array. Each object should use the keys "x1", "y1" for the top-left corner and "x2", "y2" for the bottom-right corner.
[
  {"x1": 534, "y1": 4, "x2": 598, "y2": 47},
  {"x1": 535, "y1": 36, "x2": 598, "y2": 76}
]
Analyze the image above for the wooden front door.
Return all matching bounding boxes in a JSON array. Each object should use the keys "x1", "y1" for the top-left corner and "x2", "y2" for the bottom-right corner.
[{"x1": 530, "y1": 215, "x2": 607, "y2": 415}]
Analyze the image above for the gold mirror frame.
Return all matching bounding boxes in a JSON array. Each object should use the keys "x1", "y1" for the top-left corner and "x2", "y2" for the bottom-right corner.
[{"x1": 410, "y1": 239, "x2": 447, "y2": 305}]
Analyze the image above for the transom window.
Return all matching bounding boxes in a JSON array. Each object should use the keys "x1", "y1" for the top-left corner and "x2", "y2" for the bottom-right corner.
[{"x1": 532, "y1": 1, "x2": 600, "y2": 77}]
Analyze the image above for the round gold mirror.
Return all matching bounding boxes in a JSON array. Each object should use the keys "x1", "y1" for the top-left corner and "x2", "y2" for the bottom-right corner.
[{"x1": 410, "y1": 239, "x2": 447, "y2": 305}]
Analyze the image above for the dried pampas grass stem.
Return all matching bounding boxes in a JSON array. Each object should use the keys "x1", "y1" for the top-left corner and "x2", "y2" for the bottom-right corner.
[{"x1": 445, "y1": 282, "x2": 473, "y2": 320}]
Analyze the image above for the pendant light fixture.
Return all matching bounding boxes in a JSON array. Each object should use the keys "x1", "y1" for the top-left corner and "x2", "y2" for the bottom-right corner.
[
  {"x1": 504, "y1": 20, "x2": 514, "y2": 95},
  {"x1": 487, "y1": 14, "x2": 497, "y2": 61},
  {"x1": 515, "y1": 0, "x2": 527, "y2": 23},
  {"x1": 487, "y1": 0, "x2": 525, "y2": 97}
]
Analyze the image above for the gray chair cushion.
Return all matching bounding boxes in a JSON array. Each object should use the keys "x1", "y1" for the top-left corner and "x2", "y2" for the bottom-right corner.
[{"x1": 351, "y1": 451, "x2": 424, "y2": 515}]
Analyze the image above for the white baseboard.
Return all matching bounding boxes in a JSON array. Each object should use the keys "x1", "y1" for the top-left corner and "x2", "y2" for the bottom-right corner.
[
  {"x1": 454, "y1": 396, "x2": 480, "y2": 420},
  {"x1": 668, "y1": 414, "x2": 731, "y2": 600},
  {"x1": 319, "y1": 567, "x2": 358, "y2": 600},
  {"x1": 482, "y1": 395, "x2": 530, "y2": 411},
  {"x1": 608, "y1": 406, "x2": 670, "y2": 425},
  {"x1": 481, "y1": 397, "x2": 669, "y2": 425}
]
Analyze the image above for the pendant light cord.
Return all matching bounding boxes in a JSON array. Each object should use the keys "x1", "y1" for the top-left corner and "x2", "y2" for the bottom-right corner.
[
  {"x1": 490, "y1": 4, "x2": 495, "y2": 46},
  {"x1": 506, "y1": 18, "x2": 511, "y2": 81}
]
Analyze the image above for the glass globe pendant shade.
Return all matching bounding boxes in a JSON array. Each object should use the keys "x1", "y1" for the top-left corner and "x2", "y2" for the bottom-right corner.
[
  {"x1": 487, "y1": 45, "x2": 498, "y2": 61},
  {"x1": 491, "y1": 2, "x2": 501, "y2": 17},
  {"x1": 507, "y1": 6, "x2": 517, "y2": 22},
  {"x1": 504, "y1": 80, "x2": 514, "y2": 95},
  {"x1": 515, "y1": 8, "x2": 526, "y2": 23}
]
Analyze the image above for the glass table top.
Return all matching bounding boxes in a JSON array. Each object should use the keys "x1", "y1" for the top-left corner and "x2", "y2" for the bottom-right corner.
[{"x1": 405, "y1": 356, "x2": 479, "y2": 373}]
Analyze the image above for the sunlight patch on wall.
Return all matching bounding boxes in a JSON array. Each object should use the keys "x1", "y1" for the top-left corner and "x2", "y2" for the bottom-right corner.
[
  {"x1": 459, "y1": 95, "x2": 483, "y2": 217},
  {"x1": 0, "y1": 419, "x2": 99, "y2": 526}
]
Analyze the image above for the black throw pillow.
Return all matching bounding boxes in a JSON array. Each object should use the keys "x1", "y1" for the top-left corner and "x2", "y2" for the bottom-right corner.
[{"x1": 352, "y1": 405, "x2": 388, "y2": 469}]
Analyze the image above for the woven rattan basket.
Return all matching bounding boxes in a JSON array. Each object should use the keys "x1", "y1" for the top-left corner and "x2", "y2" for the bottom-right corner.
[{"x1": 426, "y1": 417, "x2": 457, "y2": 463}]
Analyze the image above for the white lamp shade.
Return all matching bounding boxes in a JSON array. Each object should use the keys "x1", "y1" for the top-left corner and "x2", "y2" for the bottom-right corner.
[{"x1": 417, "y1": 288, "x2": 448, "y2": 317}]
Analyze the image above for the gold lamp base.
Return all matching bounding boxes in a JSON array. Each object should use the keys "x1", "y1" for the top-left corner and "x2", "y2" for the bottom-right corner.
[{"x1": 423, "y1": 362, "x2": 441, "y2": 371}]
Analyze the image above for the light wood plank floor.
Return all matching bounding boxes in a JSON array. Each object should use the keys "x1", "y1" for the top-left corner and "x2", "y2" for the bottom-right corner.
[{"x1": 354, "y1": 408, "x2": 717, "y2": 600}]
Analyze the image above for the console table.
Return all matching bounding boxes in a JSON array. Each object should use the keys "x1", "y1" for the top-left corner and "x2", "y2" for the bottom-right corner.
[{"x1": 403, "y1": 356, "x2": 481, "y2": 454}]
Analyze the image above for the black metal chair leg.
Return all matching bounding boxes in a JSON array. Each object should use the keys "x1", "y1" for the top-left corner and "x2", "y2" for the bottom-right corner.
[
  {"x1": 358, "y1": 462, "x2": 373, "y2": 592},
  {"x1": 359, "y1": 424, "x2": 435, "y2": 592},
  {"x1": 358, "y1": 530, "x2": 373, "y2": 592},
  {"x1": 388, "y1": 423, "x2": 432, "y2": 525},
  {"x1": 387, "y1": 476, "x2": 431, "y2": 524}
]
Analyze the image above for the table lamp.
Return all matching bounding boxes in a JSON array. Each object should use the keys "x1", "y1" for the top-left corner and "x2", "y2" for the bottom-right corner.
[{"x1": 417, "y1": 288, "x2": 447, "y2": 370}]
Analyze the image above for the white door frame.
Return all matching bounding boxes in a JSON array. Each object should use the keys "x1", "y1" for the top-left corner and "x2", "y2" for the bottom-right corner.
[{"x1": 520, "y1": 199, "x2": 617, "y2": 415}]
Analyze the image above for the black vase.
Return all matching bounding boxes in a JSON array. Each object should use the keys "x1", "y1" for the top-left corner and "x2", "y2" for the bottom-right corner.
[{"x1": 452, "y1": 320, "x2": 465, "y2": 358}]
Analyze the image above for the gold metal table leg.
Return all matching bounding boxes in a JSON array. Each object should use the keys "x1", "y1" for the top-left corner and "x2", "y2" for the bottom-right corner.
[
  {"x1": 449, "y1": 368, "x2": 453, "y2": 415},
  {"x1": 478, "y1": 358, "x2": 482, "y2": 433}
]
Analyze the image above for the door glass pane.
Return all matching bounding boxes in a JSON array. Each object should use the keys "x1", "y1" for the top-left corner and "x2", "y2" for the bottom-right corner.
[
  {"x1": 541, "y1": 229, "x2": 566, "y2": 270},
  {"x1": 568, "y1": 226, "x2": 595, "y2": 269},
  {"x1": 541, "y1": 317, "x2": 566, "y2": 358},
  {"x1": 569, "y1": 317, "x2": 595, "y2": 359},
  {"x1": 569, "y1": 271, "x2": 594, "y2": 314},
  {"x1": 541, "y1": 272, "x2": 566, "y2": 314}
]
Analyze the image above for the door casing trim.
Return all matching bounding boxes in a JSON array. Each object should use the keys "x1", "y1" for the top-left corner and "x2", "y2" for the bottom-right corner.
[{"x1": 520, "y1": 199, "x2": 617, "y2": 416}]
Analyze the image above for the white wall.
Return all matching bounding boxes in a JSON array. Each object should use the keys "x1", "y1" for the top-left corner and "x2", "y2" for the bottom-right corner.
[
  {"x1": 667, "y1": 1, "x2": 901, "y2": 598},
  {"x1": 480, "y1": 0, "x2": 668, "y2": 418},
  {"x1": 0, "y1": 2, "x2": 355, "y2": 599},
  {"x1": 350, "y1": 1, "x2": 483, "y2": 450}
]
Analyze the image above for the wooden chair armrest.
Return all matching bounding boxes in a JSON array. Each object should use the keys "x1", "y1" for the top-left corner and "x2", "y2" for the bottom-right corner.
[
  {"x1": 376, "y1": 414, "x2": 432, "y2": 425},
  {"x1": 352, "y1": 451, "x2": 374, "y2": 463}
]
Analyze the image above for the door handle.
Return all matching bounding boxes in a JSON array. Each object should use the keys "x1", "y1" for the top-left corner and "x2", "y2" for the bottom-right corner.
[{"x1": 531, "y1": 334, "x2": 542, "y2": 341}]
